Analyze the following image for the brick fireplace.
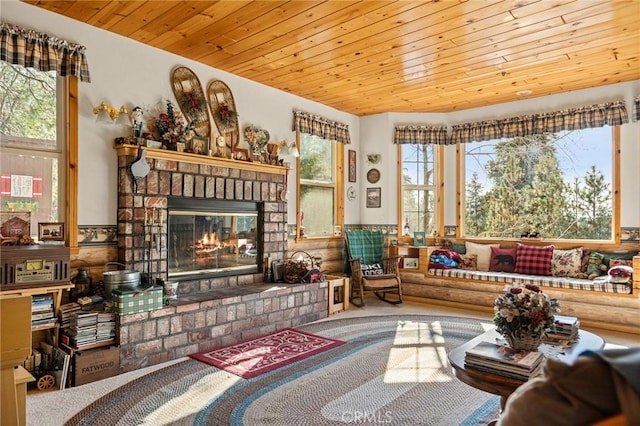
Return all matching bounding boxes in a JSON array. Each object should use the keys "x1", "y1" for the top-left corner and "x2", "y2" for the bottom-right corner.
[
  {"x1": 113, "y1": 145, "x2": 329, "y2": 372},
  {"x1": 115, "y1": 145, "x2": 288, "y2": 285}
]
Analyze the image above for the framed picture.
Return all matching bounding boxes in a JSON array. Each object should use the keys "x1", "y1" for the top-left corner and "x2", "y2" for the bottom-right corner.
[
  {"x1": 190, "y1": 136, "x2": 208, "y2": 155},
  {"x1": 348, "y1": 149, "x2": 357, "y2": 182},
  {"x1": 403, "y1": 257, "x2": 419, "y2": 269},
  {"x1": 233, "y1": 148, "x2": 250, "y2": 161},
  {"x1": 413, "y1": 231, "x2": 426, "y2": 246},
  {"x1": 621, "y1": 227, "x2": 639, "y2": 243},
  {"x1": 444, "y1": 225, "x2": 457, "y2": 238},
  {"x1": 366, "y1": 187, "x2": 381, "y2": 208},
  {"x1": 39, "y1": 222, "x2": 64, "y2": 241}
]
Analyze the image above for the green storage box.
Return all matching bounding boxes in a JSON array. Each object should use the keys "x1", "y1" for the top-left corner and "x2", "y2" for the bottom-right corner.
[{"x1": 111, "y1": 285, "x2": 163, "y2": 314}]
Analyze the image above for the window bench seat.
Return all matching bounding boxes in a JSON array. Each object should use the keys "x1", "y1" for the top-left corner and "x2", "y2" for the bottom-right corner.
[
  {"x1": 427, "y1": 268, "x2": 633, "y2": 295},
  {"x1": 400, "y1": 256, "x2": 640, "y2": 334}
]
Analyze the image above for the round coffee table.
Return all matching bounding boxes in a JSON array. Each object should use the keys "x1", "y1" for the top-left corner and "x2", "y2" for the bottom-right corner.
[{"x1": 448, "y1": 328, "x2": 604, "y2": 409}]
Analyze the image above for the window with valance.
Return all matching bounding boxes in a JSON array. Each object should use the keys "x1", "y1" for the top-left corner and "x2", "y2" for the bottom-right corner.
[
  {"x1": 1, "y1": 23, "x2": 88, "y2": 244},
  {"x1": 292, "y1": 110, "x2": 347, "y2": 239}
]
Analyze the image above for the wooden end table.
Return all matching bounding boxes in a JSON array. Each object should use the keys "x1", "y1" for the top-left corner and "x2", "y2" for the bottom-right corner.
[{"x1": 448, "y1": 328, "x2": 604, "y2": 409}]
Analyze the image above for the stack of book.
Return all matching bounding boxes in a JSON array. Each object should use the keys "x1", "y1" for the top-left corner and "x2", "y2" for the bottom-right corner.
[
  {"x1": 58, "y1": 302, "x2": 82, "y2": 331},
  {"x1": 96, "y1": 312, "x2": 116, "y2": 344},
  {"x1": 65, "y1": 312, "x2": 98, "y2": 349},
  {"x1": 464, "y1": 340, "x2": 545, "y2": 381},
  {"x1": 31, "y1": 294, "x2": 57, "y2": 330},
  {"x1": 547, "y1": 315, "x2": 580, "y2": 341},
  {"x1": 62, "y1": 310, "x2": 116, "y2": 349}
]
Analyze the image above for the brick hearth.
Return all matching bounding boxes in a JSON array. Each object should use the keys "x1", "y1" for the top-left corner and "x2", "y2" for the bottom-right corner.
[{"x1": 114, "y1": 145, "x2": 329, "y2": 372}]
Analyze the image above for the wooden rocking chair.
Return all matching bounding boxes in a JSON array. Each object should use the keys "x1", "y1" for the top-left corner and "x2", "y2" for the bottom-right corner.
[{"x1": 345, "y1": 230, "x2": 402, "y2": 307}]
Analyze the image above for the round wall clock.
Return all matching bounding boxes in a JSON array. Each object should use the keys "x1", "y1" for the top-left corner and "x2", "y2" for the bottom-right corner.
[
  {"x1": 347, "y1": 186, "x2": 356, "y2": 201},
  {"x1": 367, "y1": 168, "x2": 381, "y2": 184}
]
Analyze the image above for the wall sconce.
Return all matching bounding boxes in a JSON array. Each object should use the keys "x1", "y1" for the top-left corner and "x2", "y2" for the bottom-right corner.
[
  {"x1": 277, "y1": 141, "x2": 299, "y2": 157},
  {"x1": 93, "y1": 102, "x2": 131, "y2": 126},
  {"x1": 115, "y1": 106, "x2": 132, "y2": 126}
]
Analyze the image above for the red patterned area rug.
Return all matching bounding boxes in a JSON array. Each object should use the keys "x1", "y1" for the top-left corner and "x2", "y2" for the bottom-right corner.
[{"x1": 189, "y1": 328, "x2": 345, "y2": 378}]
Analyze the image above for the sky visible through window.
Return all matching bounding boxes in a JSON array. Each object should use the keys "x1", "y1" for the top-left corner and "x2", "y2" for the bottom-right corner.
[{"x1": 466, "y1": 127, "x2": 613, "y2": 192}]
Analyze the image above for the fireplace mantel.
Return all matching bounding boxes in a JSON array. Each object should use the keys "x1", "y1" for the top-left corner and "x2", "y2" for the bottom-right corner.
[{"x1": 114, "y1": 144, "x2": 287, "y2": 176}]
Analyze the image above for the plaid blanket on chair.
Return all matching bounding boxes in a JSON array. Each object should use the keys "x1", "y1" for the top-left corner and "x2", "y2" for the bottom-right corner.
[{"x1": 345, "y1": 230, "x2": 385, "y2": 265}]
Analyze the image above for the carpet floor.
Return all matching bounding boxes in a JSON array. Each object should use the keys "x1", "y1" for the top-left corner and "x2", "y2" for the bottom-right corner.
[{"x1": 62, "y1": 314, "x2": 500, "y2": 425}]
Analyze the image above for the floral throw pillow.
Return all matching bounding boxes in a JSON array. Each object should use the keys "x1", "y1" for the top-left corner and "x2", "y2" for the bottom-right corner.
[
  {"x1": 551, "y1": 247, "x2": 583, "y2": 277},
  {"x1": 514, "y1": 243, "x2": 554, "y2": 276},
  {"x1": 458, "y1": 254, "x2": 478, "y2": 270}
]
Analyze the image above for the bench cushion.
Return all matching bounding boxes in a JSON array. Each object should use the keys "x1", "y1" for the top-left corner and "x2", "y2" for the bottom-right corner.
[{"x1": 427, "y1": 268, "x2": 632, "y2": 295}]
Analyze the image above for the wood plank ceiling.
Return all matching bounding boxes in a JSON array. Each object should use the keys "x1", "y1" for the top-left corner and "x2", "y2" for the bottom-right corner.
[{"x1": 23, "y1": 0, "x2": 640, "y2": 116}]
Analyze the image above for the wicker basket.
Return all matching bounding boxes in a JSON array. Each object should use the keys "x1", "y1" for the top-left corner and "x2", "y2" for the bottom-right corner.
[
  {"x1": 283, "y1": 251, "x2": 320, "y2": 283},
  {"x1": 505, "y1": 334, "x2": 543, "y2": 351}
]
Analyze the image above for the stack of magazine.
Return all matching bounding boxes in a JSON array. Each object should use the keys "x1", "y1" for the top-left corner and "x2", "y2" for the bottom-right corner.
[
  {"x1": 464, "y1": 341, "x2": 545, "y2": 381},
  {"x1": 546, "y1": 315, "x2": 580, "y2": 342}
]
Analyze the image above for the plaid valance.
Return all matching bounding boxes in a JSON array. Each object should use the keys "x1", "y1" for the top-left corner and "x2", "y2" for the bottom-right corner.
[
  {"x1": 396, "y1": 101, "x2": 628, "y2": 145},
  {"x1": 634, "y1": 96, "x2": 640, "y2": 122},
  {"x1": 1, "y1": 22, "x2": 91, "y2": 82},
  {"x1": 451, "y1": 101, "x2": 628, "y2": 144},
  {"x1": 394, "y1": 125, "x2": 450, "y2": 145},
  {"x1": 292, "y1": 110, "x2": 351, "y2": 144}
]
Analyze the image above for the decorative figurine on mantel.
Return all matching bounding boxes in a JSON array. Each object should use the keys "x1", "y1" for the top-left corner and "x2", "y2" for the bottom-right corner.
[{"x1": 131, "y1": 106, "x2": 145, "y2": 139}]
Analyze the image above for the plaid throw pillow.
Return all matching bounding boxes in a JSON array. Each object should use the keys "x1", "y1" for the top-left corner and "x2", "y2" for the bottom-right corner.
[{"x1": 514, "y1": 243, "x2": 554, "y2": 276}]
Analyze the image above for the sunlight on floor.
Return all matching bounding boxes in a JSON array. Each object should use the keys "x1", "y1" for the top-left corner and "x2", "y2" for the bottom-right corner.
[
  {"x1": 141, "y1": 373, "x2": 240, "y2": 425},
  {"x1": 384, "y1": 320, "x2": 450, "y2": 384}
]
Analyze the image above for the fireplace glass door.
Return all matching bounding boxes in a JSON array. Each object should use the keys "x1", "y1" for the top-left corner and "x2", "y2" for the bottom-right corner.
[{"x1": 168, "y1": 200, "x2": 261, "y2": 278}]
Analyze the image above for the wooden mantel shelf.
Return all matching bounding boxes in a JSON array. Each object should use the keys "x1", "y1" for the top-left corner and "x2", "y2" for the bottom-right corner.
[{"x1": 114, "y1": 144, "x2": 287, "y2": 175}]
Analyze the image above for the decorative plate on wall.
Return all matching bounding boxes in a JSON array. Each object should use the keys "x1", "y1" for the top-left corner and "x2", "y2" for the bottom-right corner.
[
  {"x1": 367, "y1": 168, "x2": 381, "y2": 184},
  {"x1": 347, "y1": 186, "x2": 356, "y2": 201}
]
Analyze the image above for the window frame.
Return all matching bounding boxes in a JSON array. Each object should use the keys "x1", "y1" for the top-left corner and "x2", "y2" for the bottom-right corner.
[
  {"x1": 0, "y1": 65, "x2": 78, "y2": 249},
  {"x1": 396, "y1": 143, "x2": 443, "y2": 243},
  {"x1": 294, "y1": 131, "x2": 344, "y2": 241},
  {"x1": 457, "y1": 126, "x2": 621, "y2": 248}
]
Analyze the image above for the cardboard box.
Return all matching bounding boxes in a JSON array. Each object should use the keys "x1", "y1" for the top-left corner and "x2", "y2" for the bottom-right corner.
[
  {"x1": 74, "y1": 345, "x2": 120, "y2": 386},
  {"x1": 111, "y1": 285, "x2": 163, "y2": 314}
]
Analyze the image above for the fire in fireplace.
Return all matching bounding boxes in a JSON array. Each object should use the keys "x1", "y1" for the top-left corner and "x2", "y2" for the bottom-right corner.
[{"x1": 167, "y1": 198, "x2": 263, "y2": 279}]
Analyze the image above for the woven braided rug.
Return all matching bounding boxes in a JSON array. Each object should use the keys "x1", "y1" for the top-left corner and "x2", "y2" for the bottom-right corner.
[{"x1": 65, "y1": 315, "x2": 500, "y2": 425}]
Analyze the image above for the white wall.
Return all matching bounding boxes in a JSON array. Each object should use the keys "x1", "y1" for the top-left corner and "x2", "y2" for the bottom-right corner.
[{"x1": 4, "y1": 0, "x2": 639, "y2": 230}]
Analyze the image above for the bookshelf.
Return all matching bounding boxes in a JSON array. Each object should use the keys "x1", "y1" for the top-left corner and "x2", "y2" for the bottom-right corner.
[
  {"x1": 0, "y1": 284, "x2": 74, "y2": 349},
  {"x1": 389, "y1": 245, "x2": 430, "y2": 274}
]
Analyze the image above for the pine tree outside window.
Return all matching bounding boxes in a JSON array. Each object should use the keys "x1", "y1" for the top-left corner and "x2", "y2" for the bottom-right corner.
[{"x1": 463, "y1": 127, "x2": 616, "y2": 241}]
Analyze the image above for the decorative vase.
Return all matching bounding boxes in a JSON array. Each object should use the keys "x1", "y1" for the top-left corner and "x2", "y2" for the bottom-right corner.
[{"x1": 505, "y1": 334, "x2": 543, "y2": 351}]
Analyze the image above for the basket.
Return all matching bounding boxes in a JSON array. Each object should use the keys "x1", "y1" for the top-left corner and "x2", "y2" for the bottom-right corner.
[
  {"x1": 504, "y1": 334, "x2": 543, "y2": 351},
  {"x1": 283, "y1": 251, "x2": 320, "y2": 284}
]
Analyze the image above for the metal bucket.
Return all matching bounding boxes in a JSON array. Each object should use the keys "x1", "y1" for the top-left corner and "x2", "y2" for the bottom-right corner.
[{"x1": 103, "y1": 269, "x2": 141, "y2": 301}]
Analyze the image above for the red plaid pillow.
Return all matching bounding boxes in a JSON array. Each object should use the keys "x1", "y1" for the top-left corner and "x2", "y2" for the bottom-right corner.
[{"x1": 514, "y1": 244, "x2": 554, "y2": 276}]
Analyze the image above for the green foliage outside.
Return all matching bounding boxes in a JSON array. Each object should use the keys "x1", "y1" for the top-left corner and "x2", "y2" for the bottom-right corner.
[
  {"x1": 465, "y1": 134, "x2": 612, "y2": 240},
  {"x1": 0, "y1": 62, "x2": 56, "y2": 140}
]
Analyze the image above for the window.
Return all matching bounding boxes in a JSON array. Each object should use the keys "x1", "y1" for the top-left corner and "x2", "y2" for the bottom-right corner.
[
  {"x1": 463, "y1": 127, "x2": 616, "y2": 241},
  {"x1": 399, "y1": 144, "x2": 438, "y2": 237},
  {"x1": 297, "y1": 133, "x2": 342, "y2": 238},
  {"x1": 0, "y1": 61, "x2": 67, "y2": 240}
]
